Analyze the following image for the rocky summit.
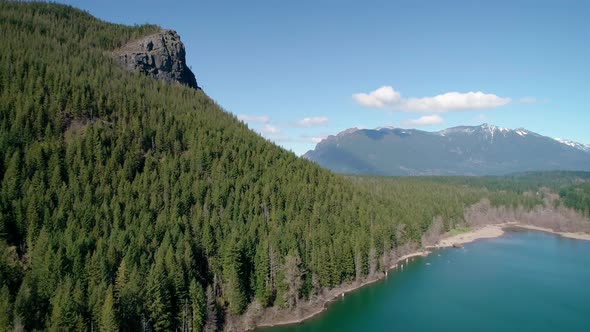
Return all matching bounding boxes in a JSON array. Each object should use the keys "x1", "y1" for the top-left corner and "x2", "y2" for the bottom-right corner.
[{"x1": 113, "y1": 29, "x2": 199, "y2": 89}]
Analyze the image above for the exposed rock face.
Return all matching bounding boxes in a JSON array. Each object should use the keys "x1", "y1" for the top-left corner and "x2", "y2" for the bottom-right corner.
[{"x1": 114, "y1": 30, "x2": 199, "y2": 89}]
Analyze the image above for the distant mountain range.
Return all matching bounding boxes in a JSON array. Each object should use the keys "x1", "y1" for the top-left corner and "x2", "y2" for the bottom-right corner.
[{"x1": 304, "y1": 124, "x2": 590, "y2": 176}]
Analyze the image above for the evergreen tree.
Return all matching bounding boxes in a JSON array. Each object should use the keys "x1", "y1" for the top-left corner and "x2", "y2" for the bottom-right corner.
[
  {"x1": 223, "y1": 240, "x2": 247, "y2": 315},
  {"x1": 0, "y1": 285, "x2": 13, "y2": 332},
  {"x1": 100, "y1": 286, "x2": 118, "y2": 332},
  {"x1": 189, "y1": 278, "x2": 206, "y2": 332}
]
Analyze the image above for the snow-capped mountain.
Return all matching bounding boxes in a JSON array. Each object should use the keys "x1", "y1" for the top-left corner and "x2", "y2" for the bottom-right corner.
[{"x1": 304, "y1": 124, "x2": 590, "y2": 176}]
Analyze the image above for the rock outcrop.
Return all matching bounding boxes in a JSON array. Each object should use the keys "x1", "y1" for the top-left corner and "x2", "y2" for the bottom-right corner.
[{"x1": 113, "y1": 29, "x2": 199, "y2": 89}]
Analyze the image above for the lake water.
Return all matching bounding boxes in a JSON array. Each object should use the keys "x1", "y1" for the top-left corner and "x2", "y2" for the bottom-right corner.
[{"x1": 263, "y1": 230, "x2": 590, "y2": 332}]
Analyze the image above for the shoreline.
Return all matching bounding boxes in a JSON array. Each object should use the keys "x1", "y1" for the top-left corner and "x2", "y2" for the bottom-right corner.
[
  {"x1": 253, "y1": 250, "x2": 429, "y2": 330},
  {"x1": 505, "y1": 223, "x2": 590, "y2": 241},
  {"x1": 432, "y1": 222, "x2": 590, "y2": 250},
  {"x1": 251, "y1": 222, "x2": 590, "y2": 330}
]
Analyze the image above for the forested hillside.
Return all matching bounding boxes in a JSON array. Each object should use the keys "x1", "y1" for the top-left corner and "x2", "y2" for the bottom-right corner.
[{"x1": 0, "y1": 3, "x2": 588, "y2": 331}]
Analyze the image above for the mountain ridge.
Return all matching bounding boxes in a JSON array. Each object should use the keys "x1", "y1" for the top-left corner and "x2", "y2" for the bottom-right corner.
[{"x1": 304, "y1": 124, "x2": 590, "y2": 176}]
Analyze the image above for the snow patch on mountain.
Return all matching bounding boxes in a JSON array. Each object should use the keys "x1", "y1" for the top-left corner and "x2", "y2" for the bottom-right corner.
[
  {"x1": 375, "y1": 126, "x2": 396, "y2": 131},
  {"x1": 554, "y1": 138, "x2": 590, "y2": 152},
  {"x1": 481, "y1": 123, "x2": 509, "y2": 135}
]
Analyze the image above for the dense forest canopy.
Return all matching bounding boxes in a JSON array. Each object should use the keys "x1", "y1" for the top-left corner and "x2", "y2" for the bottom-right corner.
[{"x1": 0, "y1": 2, "x2": 588, "y2": 331}]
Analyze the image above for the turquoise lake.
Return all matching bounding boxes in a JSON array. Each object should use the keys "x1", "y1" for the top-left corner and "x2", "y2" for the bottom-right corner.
[{"x1": 263, "y1": 230, "x2": 590, "y2": 332}]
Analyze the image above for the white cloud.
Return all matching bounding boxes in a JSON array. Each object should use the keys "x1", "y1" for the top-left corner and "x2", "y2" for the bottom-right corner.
[
  {"x1": 403, "y1": 92, "x2": 510, "y2": 112},
  {"x1": 352, "y1": 86, "x2": 401, "y2": 108},
  {"x1": 238, "y1": 114, "x2": 270, "y2": 123},
  {"x1": 402, "y1": 115, "x2": 444, "y2": 126},
  {"x1": 260, "y1": 124, "x2": 280, "y2": 134},
  {"x1": 297, "y1": 116, "x2": 329, "y2": 127},
  {"x1": 353, "y1": 86, "x2": 510, "y2": 112}
]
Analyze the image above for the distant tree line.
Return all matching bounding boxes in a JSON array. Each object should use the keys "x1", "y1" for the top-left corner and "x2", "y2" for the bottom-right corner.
[{"x1": 560, "y1": 183, "x2": 590, "y2": 217}]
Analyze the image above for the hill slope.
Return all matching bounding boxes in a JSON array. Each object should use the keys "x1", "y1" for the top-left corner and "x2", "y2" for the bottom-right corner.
[{"x1": 304, "y1": 124, "x2": 590, "y2": 176}]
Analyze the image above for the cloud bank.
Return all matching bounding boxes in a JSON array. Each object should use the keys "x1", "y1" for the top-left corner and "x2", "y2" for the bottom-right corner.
[{"x1": 353, "y1": 86, "x2": 510, "y2": 112}]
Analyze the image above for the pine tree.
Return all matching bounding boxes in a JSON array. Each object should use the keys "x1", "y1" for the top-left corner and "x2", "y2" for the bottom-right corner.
[
  {"x1": 0, "y1": 286, "x2": 13, "y2": 332},
  {"x1": 222, "y1": 241, "x2": 247, "y2": 315},
  {"x1": 100, "y1": 285, "x2": 118, "y2": 332},
  {"x1": 189, "y1": 279, "x2": 206, "y2": 332},
  {"x1": 147, "y1": 262, "x2": 173, "y2": 331},
  {"x1": 254, "y1": 240, "x2": 272, "y2": 306}
]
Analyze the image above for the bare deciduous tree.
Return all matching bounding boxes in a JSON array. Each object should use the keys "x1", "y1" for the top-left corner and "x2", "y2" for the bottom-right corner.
[
  {"x1": 283, "y1": 254, "x2": 303, "y2": 309},
  {"x1": 204, "y1": 286, "x2": 217, "y2": 332},
  {"x1": 421, "y1": 216, "x2": 445, "y2": 247},
  {"x1": 368, "y1": 246, "x2": 377, "y2": 277},
  {"x1": 464, "y1": 196, "x2": 590, "y2": 233}
]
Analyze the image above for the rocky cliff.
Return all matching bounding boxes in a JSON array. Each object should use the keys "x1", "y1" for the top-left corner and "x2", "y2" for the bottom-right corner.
[{"x1": 113, "y1": 29, "x2": 199, "y2": 89}]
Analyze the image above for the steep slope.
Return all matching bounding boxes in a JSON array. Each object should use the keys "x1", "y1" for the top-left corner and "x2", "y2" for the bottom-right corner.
[{"x1": 304, "y1": 124, "x2": 590, "y2": 176}]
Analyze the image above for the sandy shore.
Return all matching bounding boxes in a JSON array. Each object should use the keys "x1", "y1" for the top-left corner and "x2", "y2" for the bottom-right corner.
[
  {"x1": 435, "y1": 224, "x2": 506, "y2": 248},
  {"x1": 506, "y1": 223, "x2": 590, "y2": 241},
  {"x1": 250, "y1": 222, "x2": 589, "y2": 330},
  {"x1": 432, "y1": 222, "x2": 590, "y2": 249}
]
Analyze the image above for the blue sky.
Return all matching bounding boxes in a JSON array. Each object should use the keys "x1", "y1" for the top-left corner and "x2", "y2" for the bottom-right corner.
[{"x1": 58, "y1": 0, "x2": 590, "y2": 155}]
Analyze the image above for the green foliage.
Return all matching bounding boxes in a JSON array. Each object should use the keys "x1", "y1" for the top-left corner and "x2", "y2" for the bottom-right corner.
[
  {"x1": 0, "y1": 285, "x2": 13, "y2": 332},
  {"x1": 190, "y1": 279, "x2": 206, "y2": 332},
  {"x1": 560, "y1": 183, "x2": 590, "y2": 216},
  {"x1": 49, "y1": 277, "x2": 85, "y2": 331},
  {"x1": 223, "y1": 240, "x2": 247, "y2": 315},
  {"x1": 114, "y1": 259, "x2": 143, "y2": 330},
  {"x1": 448, "y1": 226, "x2": 472, "y2": 236},
  {"x1": 100, "y1": 286, "x2": 118, "y2": 332},
  {"x1": 253, "y1": 239, "x2": 274, "y2": 306},
  {"x1": 0, "y1": 2, "x2": 588, "y2": 330},
  {"x1": 146, "y1": 260, "x2": 174, "y2": 331}
]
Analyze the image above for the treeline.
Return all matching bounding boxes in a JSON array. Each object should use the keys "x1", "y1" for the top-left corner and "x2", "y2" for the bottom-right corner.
[
  {"x1": 419, "y1": 171, "x2": 590, "y2": 194},
  {"x1": 560, "y1": 183, "x2": 590, "y2": 216},
  {"x1": 0, "y1": 2, "x2": 588, "y2": 331}
]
